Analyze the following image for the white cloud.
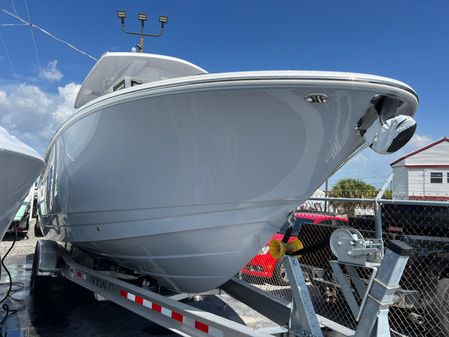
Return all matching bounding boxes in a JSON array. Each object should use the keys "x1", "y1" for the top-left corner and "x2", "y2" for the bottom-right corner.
[
  {"x1": 0, "y1": 90, "x2": 7, "y2": 104},
  {"x1": 330, "y1": 133, "x2": 435, "y2": 188},
  {"x1": 54, "y1": 83, "x2": 80, "y2": 123},
  {"x1": 39, "y1": 60, "x2": 63, "y2": 82},
  {"x1": 408, "y1": 133, "x2": 433, "y2": 149},
  {"x1": 0, "y1": 82, "x2": 80, "y2": 154}
]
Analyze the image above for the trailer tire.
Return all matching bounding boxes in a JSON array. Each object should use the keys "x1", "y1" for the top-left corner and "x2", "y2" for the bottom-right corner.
[{"x1": 434, "y1": 278, "x2": 449, "y2": 337}]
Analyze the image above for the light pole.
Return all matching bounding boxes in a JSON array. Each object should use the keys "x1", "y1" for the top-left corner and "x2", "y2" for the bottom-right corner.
[{"x1": 117, "y1": 10, "x2": 168, "y2": 53}]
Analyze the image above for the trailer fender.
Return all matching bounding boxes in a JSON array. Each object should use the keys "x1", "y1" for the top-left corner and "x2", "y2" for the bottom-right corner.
[{"x1": 35, "y1": 239, "x2": 61, "y2": 274}]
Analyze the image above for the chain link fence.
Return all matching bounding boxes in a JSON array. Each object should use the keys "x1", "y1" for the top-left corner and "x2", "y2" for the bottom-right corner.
[{"x1": 239, "y1": 195, "x2": 449, "y2": 337}]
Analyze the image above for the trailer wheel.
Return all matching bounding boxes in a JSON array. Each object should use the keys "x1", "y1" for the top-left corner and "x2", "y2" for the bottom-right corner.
[{"x1": 434, "y1": 278, "x2": 449, "y2": 337}]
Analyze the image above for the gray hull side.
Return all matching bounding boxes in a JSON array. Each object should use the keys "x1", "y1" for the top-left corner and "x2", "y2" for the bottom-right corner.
[{"x1": 74, "y1": 218, "x2": 281, "y2": 293}]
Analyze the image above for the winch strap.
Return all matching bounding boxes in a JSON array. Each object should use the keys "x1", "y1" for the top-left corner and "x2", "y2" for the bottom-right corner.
[{"x1": 287, "y1": 236, "x2": 331, "y2": 256}]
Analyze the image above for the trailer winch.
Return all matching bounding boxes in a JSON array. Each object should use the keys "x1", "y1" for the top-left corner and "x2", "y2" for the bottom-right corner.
[{"x1": 329, "y1": 228, "x2": 384, "y2": 265}]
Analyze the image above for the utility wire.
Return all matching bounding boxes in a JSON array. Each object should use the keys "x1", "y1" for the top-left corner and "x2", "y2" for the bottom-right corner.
[
  {"x1": 11, "y1": 0, "x2": 18, "y2": 15},
  {"x1": 0, "y1": 23, "x2": 26, "y2": 27},
  {"x1": 0, "y1": 6, "x2": 97, "y2": 61},
  {"x1": 23, "y1": 0, "x2": 41, "y2": 69},
  {"x1": 0, "y1": 31, "x2": 18, "y2": 81},
  {"x1": 6, "y1": 0, "x2": 41, "y2": 68}
]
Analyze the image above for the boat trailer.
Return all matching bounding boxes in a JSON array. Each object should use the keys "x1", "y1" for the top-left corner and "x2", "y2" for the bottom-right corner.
[{"x1": 31, "y1": 228, "x2": 412, "y2": 337}]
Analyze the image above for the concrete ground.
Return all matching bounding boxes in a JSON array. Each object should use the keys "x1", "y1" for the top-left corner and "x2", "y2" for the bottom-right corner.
[{"x1": 0, "y1": 218, "x2": 277, "y2": 337}]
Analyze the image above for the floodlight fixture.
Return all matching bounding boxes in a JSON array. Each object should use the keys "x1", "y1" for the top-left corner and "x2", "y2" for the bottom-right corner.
[
  {"x1": 159, "y1": 16, "x2": 168, "y2": 28},
  {"x1": 117, "y1": 10, "x2": 168, "y2": 53},
  {"x1": 138, "y1": 13, "x2": 147, "y2": 22}
]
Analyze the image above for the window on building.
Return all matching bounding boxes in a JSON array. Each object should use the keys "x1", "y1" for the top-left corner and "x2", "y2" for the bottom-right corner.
[
  {"x1": 430, "y1": 172, "x2": 443, "y2": 183},
  {"x1": 447, "y1": 172, "x2": 449, "y2": 183}
]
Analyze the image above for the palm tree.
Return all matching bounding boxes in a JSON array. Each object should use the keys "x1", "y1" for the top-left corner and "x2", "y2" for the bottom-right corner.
[{"x1": 330, "y1": 179, "x2": 376, "y2": 215}]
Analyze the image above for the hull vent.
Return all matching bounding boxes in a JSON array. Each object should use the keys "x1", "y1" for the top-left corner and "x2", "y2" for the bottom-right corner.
[{"x1": 304, "y1": 93, "x2": 328, "y2": 103}]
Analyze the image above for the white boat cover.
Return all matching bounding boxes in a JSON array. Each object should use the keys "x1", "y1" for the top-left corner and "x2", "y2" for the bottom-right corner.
[
  {"x1": 0, "y1": 127, "x2": 42, "y2": 160},
  {"x1": 0, "y1": 127, "x2": 44, "y2": 239},
  {"x1": 363, "y1": 115, "x2": 417, "y2": 154}
]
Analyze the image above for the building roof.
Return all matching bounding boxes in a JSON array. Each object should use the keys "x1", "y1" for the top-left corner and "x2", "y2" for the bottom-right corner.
[{"x1": 390, "y1": 137, "x2": 449, "y2": 166}]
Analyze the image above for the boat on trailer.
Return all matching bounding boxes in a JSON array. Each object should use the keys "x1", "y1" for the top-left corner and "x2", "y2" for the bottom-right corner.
[
  {"x1": 0, "y1": 127, "x2": 44, "y2": 239},
  {"x1": 37, "y1": 51, "x2": 418, "y2": 293}
]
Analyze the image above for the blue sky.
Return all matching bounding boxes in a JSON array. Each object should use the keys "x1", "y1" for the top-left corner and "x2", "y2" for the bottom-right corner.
[{"x1": 0, "y1": 0, "x2": 448, "y2": 187}]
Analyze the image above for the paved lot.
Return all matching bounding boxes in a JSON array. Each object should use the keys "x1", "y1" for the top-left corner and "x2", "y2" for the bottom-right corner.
[{"x1": 0, "y1": 219, "x2": 276, "y2": 336}]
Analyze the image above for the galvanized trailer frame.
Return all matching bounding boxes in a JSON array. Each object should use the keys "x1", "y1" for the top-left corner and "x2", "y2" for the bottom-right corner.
[{"x1": 31, "y1": 233, "x2": 412, "y2": 337}]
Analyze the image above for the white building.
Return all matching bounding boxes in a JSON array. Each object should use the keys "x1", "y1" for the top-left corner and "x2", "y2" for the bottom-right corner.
[
  {"x1": 299, "y1": 188, "x2": 327, "y2": 211},
  {"x1": 390, "y1": 137, "x2": 449, "y2": 200}
]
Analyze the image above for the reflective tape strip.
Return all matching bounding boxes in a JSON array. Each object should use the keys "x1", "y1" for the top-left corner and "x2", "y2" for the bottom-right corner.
[
  {"x1": 161, "y1": 307, "x2": 172, "y2": 318},
  {"x1": 119, "y1": 289, "x2": 223, "y2": 337},
  {"x1": 171, "y1": 311, "x2": 183, "y2": 322},
  {"x1": 73, "y1": 269, "x2": 87, "y2": 280},
  {"x1": 195, "y1": 321, "x2": 209, "y2": 333},
  {"x1": 152, "y1": 303, "x2": 162, "y2": 312},
  {"x1": 143, "y1": 299, "x2": 152, "y2": 309},
  {"x1": 209, "y1": 326, "x2": 223, "y2": 337},
  {"x1": 135, "y1": 295, "x2": 144, "y2": 305}
]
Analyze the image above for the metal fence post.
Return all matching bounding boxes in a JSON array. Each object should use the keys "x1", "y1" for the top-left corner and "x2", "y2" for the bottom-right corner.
[
  {"x1": 374, "y1": 201, "x2": 382, "y2": 240},
  {"x1": 374, "y1": 174, "x2": 393, "y2": 240}
]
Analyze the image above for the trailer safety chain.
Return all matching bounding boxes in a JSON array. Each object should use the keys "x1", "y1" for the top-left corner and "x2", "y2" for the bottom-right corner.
[{"x1": 281, "y1": 210, "x2": 297, "y2": 243}]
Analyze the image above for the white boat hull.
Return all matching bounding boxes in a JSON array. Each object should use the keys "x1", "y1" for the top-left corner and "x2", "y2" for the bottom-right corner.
[
  {"x1": 39, "y1": 71, "x2": 418, "y2": 292},
  {"x1": 0, "y1": 128, "x2": 44, "y2": 239}
]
